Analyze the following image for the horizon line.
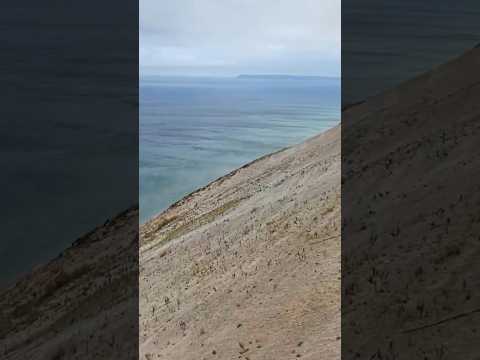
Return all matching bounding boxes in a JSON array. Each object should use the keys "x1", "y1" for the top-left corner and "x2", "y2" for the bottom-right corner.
[{"x1": 140, "y1": 73, "x2": 340, "y2": 79}]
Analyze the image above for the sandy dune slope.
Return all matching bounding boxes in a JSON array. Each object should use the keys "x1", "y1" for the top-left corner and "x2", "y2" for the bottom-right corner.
[
  {"x1": 2, "y1": 46, "x2": 478, "y2": 360},
  {"x1": 140, "y1": 125, "x2": 341, "y2": 359},
  {"x1": 342, "y1": 47, "x2": 480, "y2": 358},
  {"x1": 0, "y1": 125, "x2": 341, "y2": 360},
  {"x1": 0, "y1": 209, "x2": 139, "y2": 359}
]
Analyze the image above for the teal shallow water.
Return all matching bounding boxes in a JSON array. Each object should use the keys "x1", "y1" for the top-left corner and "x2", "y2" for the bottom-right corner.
[{"x1": 140, "y1": 76, "x2": 340, "y2": 223}]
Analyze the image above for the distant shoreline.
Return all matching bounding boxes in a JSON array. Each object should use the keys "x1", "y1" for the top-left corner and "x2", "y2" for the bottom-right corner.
[
  {"x1": 140, "y1": 74, "x2": 340, "y2": 81},
  {"x1": 237, "y1": 74, "x2": 339, "y2": 80}
]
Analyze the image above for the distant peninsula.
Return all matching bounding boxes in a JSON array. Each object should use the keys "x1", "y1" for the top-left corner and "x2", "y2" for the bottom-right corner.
[{"x1": 236, "y1": 74, "x2": 338, "y2": 80}]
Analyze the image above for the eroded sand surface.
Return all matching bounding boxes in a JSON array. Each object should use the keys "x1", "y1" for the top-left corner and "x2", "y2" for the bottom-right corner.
[
  {"x1": 0, "y1": 209, "x2": 139, "y2": 359},
  {"x1": 5, "y1": 47, "x2": 479, "y2": 360},
  {"x1": 342, "y1": 47, "x2": 480, "y2": 358},
  {"x1": 0, "y1": 112, "x2": 341, "y2": 360},
  {"x1": 140, "y1": 126, "x2": 341, "y2": 360}
]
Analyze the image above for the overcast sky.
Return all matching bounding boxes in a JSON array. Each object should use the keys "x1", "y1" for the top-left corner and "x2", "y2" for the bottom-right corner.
[{"x1": 140, "y1": 0, "x2": 340, "y2": 77}]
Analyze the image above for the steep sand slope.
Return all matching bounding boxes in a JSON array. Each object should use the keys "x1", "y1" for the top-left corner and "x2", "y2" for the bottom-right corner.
[
  {"x1": 2, "y1": 46, "x2": 478, "y2": 359},
  {"x1": 0, "y1": 124, "x2": 340, "y2": 360},
  {"x1": 140, "y1": 125, "x2": 341, "y2": 359},
  {"x1": 0, "y1": 209, "x2": 138, "y2": 359},
  {"x1": 342, "y1": 47, "x2": 480, "y2": 358}
]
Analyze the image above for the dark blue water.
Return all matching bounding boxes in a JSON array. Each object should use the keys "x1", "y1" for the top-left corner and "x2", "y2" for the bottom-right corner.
[
  {"x1": 343, "y1": 0, "x2": 480, "y2": 104},
  {"x1": 140, "y1": 77, "x2": 340, "y2": 223}
]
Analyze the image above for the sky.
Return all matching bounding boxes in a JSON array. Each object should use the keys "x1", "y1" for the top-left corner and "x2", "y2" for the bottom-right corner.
[{"x1": 140, "y1": 0, "x2": 340, "y2": 77}]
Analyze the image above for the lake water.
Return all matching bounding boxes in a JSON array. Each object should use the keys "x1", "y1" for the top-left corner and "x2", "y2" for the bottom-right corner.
[
  {"x1": 343, "y1": 0, "x2": 480, "y2": 104},
  {"x1": 140, "y1": 76, "x2": 340, "y2": 223}
]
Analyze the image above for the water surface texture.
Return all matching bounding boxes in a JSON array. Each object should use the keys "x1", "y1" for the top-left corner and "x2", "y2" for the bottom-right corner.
[
  {"x1": 140, "y1": 77, "x2": 340, "y2": 223},
  {"x1": 343, "y1": 0, "x2": 480, "y2": 104}
]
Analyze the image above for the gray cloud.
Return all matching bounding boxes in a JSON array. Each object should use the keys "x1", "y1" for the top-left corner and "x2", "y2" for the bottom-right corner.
[{"x1": 140, "y1": 0, "x2": 340, "y2": 76}]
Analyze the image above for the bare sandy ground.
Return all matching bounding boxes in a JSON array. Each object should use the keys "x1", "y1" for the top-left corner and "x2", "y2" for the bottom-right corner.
[
  {"x1": 140, "y1": 125, "x2": 341, "y2": 360},
  {"x1": 0, "y1": 125, "x2": 341, "y2": 360},
  {"x1": 0, "y1": 209, "x2": 139, "y2": 359},
  {"x1": 3, "y1": 46, "x2": 477, "y2": 360},
  {"x1": 342, "y1": 47, "x2": 480, "y2": 358}
]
